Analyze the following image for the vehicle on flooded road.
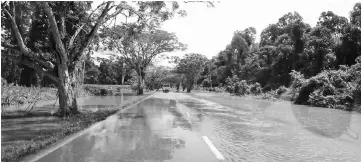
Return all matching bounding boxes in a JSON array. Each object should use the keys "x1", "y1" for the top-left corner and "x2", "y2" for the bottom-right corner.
[{"x1": 162, "y1": 84, "x2": 171, "y2": 93}]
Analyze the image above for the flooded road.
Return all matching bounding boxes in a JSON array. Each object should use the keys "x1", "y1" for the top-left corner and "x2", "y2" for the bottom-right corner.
[{"x1": 26, "y1": 92, "x2": 361, "y2": 162}]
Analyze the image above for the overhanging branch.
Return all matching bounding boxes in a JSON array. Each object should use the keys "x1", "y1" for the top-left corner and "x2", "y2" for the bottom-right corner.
[
  {"x1": 21, "y1": 60, "x2": 60, "y2": 84},
  {"x1": 72, "y1": 1, "x2": 112, "y2": 64}
]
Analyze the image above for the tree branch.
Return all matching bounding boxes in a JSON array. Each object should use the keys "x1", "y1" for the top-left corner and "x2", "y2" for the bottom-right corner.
[
  {"x1": 2, "y1": 42, "x2": 54, "y2": 69},
  {"x1": 68, "y1": 24, "x2": 86, "y2": 50},
  {"x1": 72, "y1": 1, "x2": 112, "y2": 64},
  {"x1": 42, "y1": 2, "x2": 68, "y2": 63},
  {"x1": 4, "y1": 54, "x2": 59, "y2": 84},
  {"x1": 2, "y1": 5, "x2": 54, "y2": 70},
  {"x1": 21, "y1": 60, "x2": 60, "y2": 84}
]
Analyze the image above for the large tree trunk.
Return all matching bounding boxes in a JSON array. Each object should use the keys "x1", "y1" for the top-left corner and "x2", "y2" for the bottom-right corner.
[
  {"x1": 186, "y1": 84, "x2": 192, "y2": 93},
  {"x1": 121, "y1": 75, "x2": 125, "y2": 85},
  {"x1": 176, "y1": 83, "x2": 180, "y2": 91},
  {"x1": 121, "y1": 61, "x2": 125, "y2": 85},
  {"x1": 186, "y1": 78, "x2": 193, "y2": 93},
  {"x1": 56, "y1": 64, "x2": 79, "y2": 116},
  {"x1": 137, "y1": 74, "x2": 144, "y2": 95}
]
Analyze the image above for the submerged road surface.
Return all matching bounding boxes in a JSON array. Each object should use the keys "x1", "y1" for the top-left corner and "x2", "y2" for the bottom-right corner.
[{"x1": 26, "y1": 92, "x2": 361, "y2": 162}]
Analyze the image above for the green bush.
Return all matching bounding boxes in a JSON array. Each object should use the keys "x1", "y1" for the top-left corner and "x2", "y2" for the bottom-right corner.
[
  {"x1": 84, "y1": 84, "x2": 131, "y2": 96},
  {"x1": 234, "y1": 80, "x2": 249, "y2": 95},
  {"x1": 289, "y1": 70, "x2": 307, "y2": 101},
  {"x1": 225, "y1": 76, "x2": 263, "y2": 96},
  {"x1": 350, "y1": 57, "x2": 361, "y2": 107},
  {"x1": 1, "y1": 80, "x2": 57, "y2": 107},
  {"x1": 291, "y1": 66, "x2": 358, "y2": 110},
  {"x1": 249, "y1": 82, "x2": 262, "y2": 95},
  {"x1": 276, "y1": 86, "x2": 287, "y2": 95}
]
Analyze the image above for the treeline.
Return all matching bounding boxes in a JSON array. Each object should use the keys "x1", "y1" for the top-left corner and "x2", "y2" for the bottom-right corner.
[{"x1": 185, "y1": 3, "x2": 361, "y2": 110}]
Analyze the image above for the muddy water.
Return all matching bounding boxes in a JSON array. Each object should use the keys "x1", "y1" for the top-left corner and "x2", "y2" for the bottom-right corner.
[{"x1": 185, "y1": 93, "x2": 361, "y2": 162}]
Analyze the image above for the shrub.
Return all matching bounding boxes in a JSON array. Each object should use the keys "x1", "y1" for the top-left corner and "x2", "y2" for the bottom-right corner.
[
  {"x1": 291, "y1": 66, "x2": 357, "y2": 110},
  {"x1": 235, "y1": 80, "x2": 250, "y2": 95},
  {"x1": 225, "y1": 76, "x2": 263, "y2": 96},
  {"x1": 276, "y1": 86, "x2": 287, "y2": 96},
  {"x1": 1, "y1": 82, "x2": 56, "y2": 107},
  {"x1": 250, "y1": 82, "x2": 262, "y2": 95},
  {"x1": 289, "y1": 70, "x2": 307, "y2": 101},
  {"x1": 350, "y1": 57, "x2": 361, "y2": 106},
  {"x1": 201, "y1": 79, "x2": 210, "y2": 87}
]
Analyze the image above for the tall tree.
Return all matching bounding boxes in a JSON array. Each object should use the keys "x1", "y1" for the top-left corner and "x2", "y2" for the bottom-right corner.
[
  {"x1": 99, "y1": 1, "x2": 188, "y2": 95},
  {"x1": 111, "y1": 28, "x2": 186, "y2": 95},
  {"x1": 175, "y1": 53, "x2": 208, "y2": 92},
  {"x1": 145, "y1": 65, "x2": 169, "y2": 90},
  {"x1": 1, "y1": 1, "x2": 137, "y2": 116}
]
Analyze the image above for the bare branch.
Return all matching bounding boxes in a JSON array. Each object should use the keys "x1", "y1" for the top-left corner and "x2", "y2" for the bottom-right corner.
[
  {"x1": 72, "y1": 1, "x2": 112, "y2": 64},
  {"x1": 3, "y1": 8, "x2": 13, "y2": 19},
  {"x1": 68, "y1": 24, "x2": 86, "y2": 50}
]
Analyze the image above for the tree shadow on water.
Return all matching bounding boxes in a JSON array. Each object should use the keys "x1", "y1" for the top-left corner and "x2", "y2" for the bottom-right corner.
[{"x1": 291, "y1": 104, "x2": 359, "y2": 139}]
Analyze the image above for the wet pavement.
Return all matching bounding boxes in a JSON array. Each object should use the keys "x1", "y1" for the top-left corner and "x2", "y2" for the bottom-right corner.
[{"x1": 23, "y1": 92, "x2": 361, "y2": 162}]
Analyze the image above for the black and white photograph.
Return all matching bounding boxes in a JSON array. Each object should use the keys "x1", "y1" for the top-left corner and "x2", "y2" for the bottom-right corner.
[{"x1": 1, "y1": 1, "x2": 360, "y2": 161}]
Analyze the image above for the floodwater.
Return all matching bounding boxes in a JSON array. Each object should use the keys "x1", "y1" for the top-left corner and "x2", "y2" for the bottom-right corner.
[
  {"x1": 77, "y1": 93, "x2": 142, "y2": 112},
  {"x1": 1, "y1": 93, "x2": 139, "y2": 145},
  {"x1": 24, "y1": 92, "x2": 361, "y2": 162},
  {"x1": 189, "y1": 93, "x2": 361, "y2": 162}
]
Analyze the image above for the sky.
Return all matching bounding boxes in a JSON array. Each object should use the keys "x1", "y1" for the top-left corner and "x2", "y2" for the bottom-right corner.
[{"x1": 155, "y1": 0, "x2": 359, "y2": 66}]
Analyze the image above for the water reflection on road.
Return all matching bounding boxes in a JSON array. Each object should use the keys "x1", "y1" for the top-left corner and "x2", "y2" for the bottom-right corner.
[
  {"x1": 33, "y1": 95, "x2": 217, "y2": 162},
  {"x1": 28, "y1": 92, "x2": 361, "y2": 162},
  {"x1": 191, "y1": 93, "x2": 361, "y2": 162}
]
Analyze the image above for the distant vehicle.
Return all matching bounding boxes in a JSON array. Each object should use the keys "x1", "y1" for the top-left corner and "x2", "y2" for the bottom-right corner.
[{"x1": 162, "y1": 84, "x2": 170, "y2": 93}]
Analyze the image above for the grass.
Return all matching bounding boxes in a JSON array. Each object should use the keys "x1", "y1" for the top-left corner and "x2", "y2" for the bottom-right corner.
[
  {"x1": 1, "y1": 84, "x2": 91, "y2": 108},
  {"x1": 1, "y1": 93, "x2": 153, "y2": 162},
  {"x1": 83, "y1": 84, "x2": 133, "y2": 96}
]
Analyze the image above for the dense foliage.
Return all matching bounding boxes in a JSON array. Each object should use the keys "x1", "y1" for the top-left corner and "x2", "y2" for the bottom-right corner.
[
  {"x1": 173, "y1": 3, "x2": 361, "y2": 110},
  {"x1": 174, "y1": 53, "x2": 208, "y2": 92}
]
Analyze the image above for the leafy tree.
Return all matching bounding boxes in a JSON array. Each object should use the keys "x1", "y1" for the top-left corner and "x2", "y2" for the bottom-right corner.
[
  {"x1": 109, "y1": 28, "x2": 186, "y2": 95},
  {"x1": 98, "y1": 59, "x2": 118, "y2": 85},
  {"x1": 318, "y1": 11, "x2": 348, "y2": 34},
  {"x1": 145, "y1": 65, "x2": 169, "y2": 90},
  {"x1": 98, "y1": 1, "x2": 187, "y2": 95},
  {"x1": 1, "y1": 1, "x2": 184, "y2": 115},
  {"x1": 83, "y1": 53, "x2": 100, "y2": 84},
  {"x1": 175, "y1": 53, "x2": 208, "y2": 92},
  {"x1": 2, "y1": 1, "x2": 115, "y2": 115},
  {"x1": 350, "y1": 3, "x2": 361, "y2": 27}
]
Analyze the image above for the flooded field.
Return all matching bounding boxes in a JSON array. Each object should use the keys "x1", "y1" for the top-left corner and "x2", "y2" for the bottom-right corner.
[{"x1": 1, "y1": 93, "x2": 140, "y2": 145}]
